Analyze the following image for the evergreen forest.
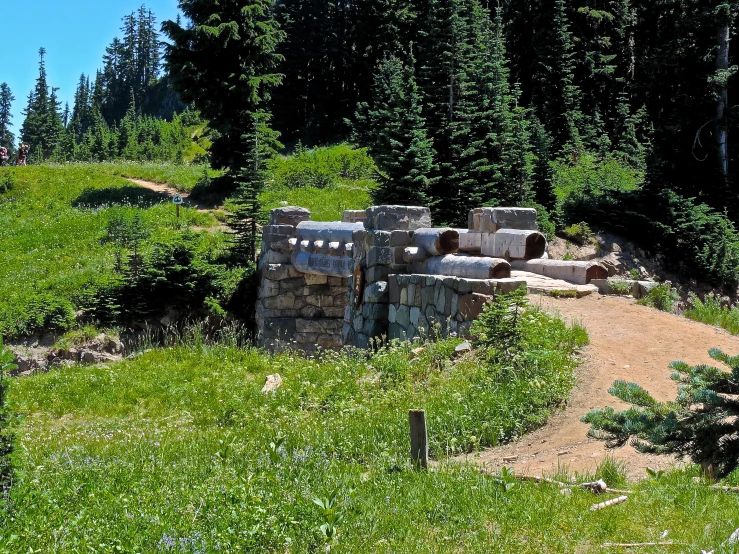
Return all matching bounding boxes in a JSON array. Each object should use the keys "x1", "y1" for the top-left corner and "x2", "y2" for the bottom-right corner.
[{"x1": 2, "y1": 0, "x2": 739, "y2": 289}]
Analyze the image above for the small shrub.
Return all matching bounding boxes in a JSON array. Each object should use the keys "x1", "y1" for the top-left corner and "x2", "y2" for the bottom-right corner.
[
  {"x1": 560, "y1": 221, "x2": 594, "y2": 245},
  {"x1": 637, "y1": 281, "x2": 679, "y2": 312},
  {"x1": 0, "y1": 341, "x2": 16, "y2": 497},
  {"x1": 685, "y1": 292, "x2": 739, "y2": 335},
  {"x1": 608, "y1": 279, "x2": 632, "y2": 295},
  {"x1": 470, "y1": 286, "x2": 529, "y2": 363},
  {"x1": 0, "y1": 173, "x2": 14, "y2": 194},
  {"x1": 584, "y1": 348, "x2": 739, "y2": 479}
]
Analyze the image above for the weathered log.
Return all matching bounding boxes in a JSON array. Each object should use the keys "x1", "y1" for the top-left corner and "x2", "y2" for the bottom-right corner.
[
  {"x1": 295, "y1": 221, "x2": 364, "y2": 243},
  {"x1": 415, "y1": 254, "x2": 511, "y2": 280},
  {"x1": 403, "y1": 246, "x2": 430, "y2": 263},
  {"x1": 511, "y1": 259, "x2": 608, "y2": 285},
  {"x1": 291, "y1": 250, "x2": 354, "y2": 277},
  {"x1": 457, "y1": 230, "x2": 482, "y2": 253},
  {"x1": 412, "y1": 228, "x2": 460, "y2": 256},
  {"x1": 481, "y1": 229, "x2": 547, "y2": 260},
  {"x1": 590, "y1": 495, "x2": 628, "y2": 511}
]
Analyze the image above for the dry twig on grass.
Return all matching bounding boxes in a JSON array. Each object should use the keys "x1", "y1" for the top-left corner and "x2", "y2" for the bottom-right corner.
[
  {"x1": 590, "y1": 495, "x2": 628, "y2": 511},
  {"x1": 602, "y1": 542, "x2": 673, "y2": 548}
]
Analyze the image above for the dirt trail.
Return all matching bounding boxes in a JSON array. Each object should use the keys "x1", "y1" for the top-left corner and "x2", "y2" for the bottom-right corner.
[
  {"x1": 127, "y1": 178, "x2": 229, "y2": 231},
  {"x1": 457, "y1": 294, "x2": 739, "y2": 481},
  {"x1": 126, "y1": 178, "x2": 214, "y2": 213}
]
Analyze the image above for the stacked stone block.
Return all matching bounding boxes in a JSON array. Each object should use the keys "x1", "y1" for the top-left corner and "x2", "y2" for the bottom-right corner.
[
  {"x1": 343, "y1": 206, "x2": 431, "y2": 348},
  {"x1": 257, "y1": 207, "x2": 350, "y2": 352}
]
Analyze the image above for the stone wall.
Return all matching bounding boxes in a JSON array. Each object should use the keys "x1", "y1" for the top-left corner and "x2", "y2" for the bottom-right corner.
[
  {"x1": 256, "y1": 207, "x2": 349, "y2": 352},
  {"x1": 257, "y1": 204, "x2": 606, "y2": 352},
  {"x1": 385, "y1": 275, "x2": 527, "y2": 342}
]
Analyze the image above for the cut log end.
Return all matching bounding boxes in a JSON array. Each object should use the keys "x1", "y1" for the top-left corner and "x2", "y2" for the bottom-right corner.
[
  {"x1": 437, "y1": 229, "x2": 460, "y2": 255},
  {"x1": 525, "y1": 232, "x2": 548, "y2": 259},
  {"x1": 585, "y1": 264, "x2": 608, "y2": 283},
  {"x1": 489, "y1": 259, "x2": 512, "y2": 279}
]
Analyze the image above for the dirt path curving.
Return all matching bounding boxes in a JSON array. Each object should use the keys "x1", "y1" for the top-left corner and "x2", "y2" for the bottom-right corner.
[
  {"x1": 457, "y1": 294, "x2": 739, "y2": 481},
  {"x1": 127, "y1": 178, "x2": 230, "y2": 231},
  {"x1": 126, "y1": 178, "x2": 214, "y2": 213}
]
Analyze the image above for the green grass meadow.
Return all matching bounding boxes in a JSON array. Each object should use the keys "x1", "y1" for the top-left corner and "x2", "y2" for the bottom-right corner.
[
  {"x1": 1, "y1": 158, "x2": 739, "y2": 553},
  {"x1": 2, "y1": 310, "x2": 739, "y2": 552},
  {"x1": 0, "y1": 164, "x2": 220, "y2": 338}
]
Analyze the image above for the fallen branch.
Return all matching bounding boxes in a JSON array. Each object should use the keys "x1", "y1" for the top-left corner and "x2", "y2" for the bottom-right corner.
[
  {"x1": 477, "y1": 468, "x2": 570, "y2": 487},
  {"x1": 590, "y1": 495, "x2": 628, "y2": 511},
  {"x1": 602, "y1": 542, "x2": 673, "y2": 548},
  {"x1": 710, "y1": 485, "x2": 739, "y2": 493},
  {"x1": 606, "y1": 488, "x2": 634, "y2": 494}
]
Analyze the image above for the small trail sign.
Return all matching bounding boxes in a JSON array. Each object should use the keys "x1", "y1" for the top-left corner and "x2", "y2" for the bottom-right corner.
[{"x1": 172, "y1": 194, "x2": 184, "y2": 205}]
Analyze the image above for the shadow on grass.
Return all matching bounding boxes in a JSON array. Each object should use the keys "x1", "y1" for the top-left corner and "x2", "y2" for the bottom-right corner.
[
  {"x1": 72, "y1": 186, "x2": 168, "y2": 208},
  {"x1": 188, "y1": 174, "x2": 237, "y2": 209}
]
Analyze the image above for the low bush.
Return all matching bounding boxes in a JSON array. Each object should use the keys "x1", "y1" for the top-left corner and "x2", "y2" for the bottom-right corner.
[
  {"x1": 637, "y1": 281, "x2": 679, "y2": 312},
  {"x1": 607, "y1": 279, "x2": 633, "y2": 295},
  {"x1": 685, "y1": 292, "x2": 739, "y2": 335},
  {"x1": 269, "y1": 143, "x2": 377, "y2": 189},
  {"x1": 0, "y1": 342, "x2": 15, "y2": 500},
  {"x1": 584, "y1": 347, "x2": 739, "y2": 479},
  {"x1": 559, "y1": 221, "x2": 595, "y2": 245}
]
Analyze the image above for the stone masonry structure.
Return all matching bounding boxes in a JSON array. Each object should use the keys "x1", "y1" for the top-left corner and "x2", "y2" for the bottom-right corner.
[{"x1": 256, "y1": 205, "x2": 608, "y2": 352}]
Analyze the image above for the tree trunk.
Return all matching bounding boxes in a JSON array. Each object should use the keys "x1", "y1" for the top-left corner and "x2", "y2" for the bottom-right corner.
[{"x1": 716, "y1": 12, "x2": 730, "y2": 180}]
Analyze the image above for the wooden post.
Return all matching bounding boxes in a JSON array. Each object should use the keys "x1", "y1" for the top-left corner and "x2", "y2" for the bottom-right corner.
[
  {"x1": 409, "y1": 409, "x2": 428, "y2": 469},
  {"x1": 176, "y1": 204, "x2": 180, "y2": 220}
]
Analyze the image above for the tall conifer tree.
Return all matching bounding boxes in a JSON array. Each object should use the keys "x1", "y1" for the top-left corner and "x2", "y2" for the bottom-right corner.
[
  {"x1": 0, "y1": 83, "x2": 15, "y2": 152},
  {"x1": 163, "y1": 0, "x2": 285, "y2": 171},
  {"x1": 354, "y1": 55, "x2": 435, "y2": 206}
]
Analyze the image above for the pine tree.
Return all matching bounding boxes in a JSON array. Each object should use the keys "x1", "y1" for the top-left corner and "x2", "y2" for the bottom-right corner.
[
  {"x1": 229, "y1": 112, "x2": 282, "y2": 263},
  {"x1": 584, "y1": 347, "x2": 739, "y2": 479},
  {"x1": 531, "y1": 0, "x2": 583, "y2": 151},
  {"x1": 20, "y1": 48, "x2": 63, "y2": 160},
  {"x1": 354, "y1": 54, "x2": 435, "y2": 206},
  {"x1": 415, "y1": 0, "x2": 482, "y2": 224},
  {"x1": 457, "y1": 6, "x2": 534, "y2": 211},
  {"x1": 0, "y1": 83, "x2": 15, "y2": 153},
  {"x1": 163, "y1": 0, "x2": 285, "y2": 171}
]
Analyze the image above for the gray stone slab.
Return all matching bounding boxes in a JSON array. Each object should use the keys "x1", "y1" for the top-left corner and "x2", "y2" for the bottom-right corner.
[
  {"x1": 396, "y1": 305, "x2": 411, "y2": 327},
  {"x1": 365, "y1": 205, "x2": 433, "y2": 231},
  {"x1": 363, "y1": 281, "x2": 389, "y2": 304},
  {"x1": 390, "y1": 230, "x2": 414, "y2": 247},
  {"x1": 367, "y1": 246, "x2": 394, "y2": 267},
  {"x1": 270, "y1": 206, "x2": 311, "y2": 226}
]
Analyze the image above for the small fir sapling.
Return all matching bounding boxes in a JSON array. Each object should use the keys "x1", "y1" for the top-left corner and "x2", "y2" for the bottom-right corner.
[{"x1": 583, "y1": 348, "x2": 739, "y2": 479}]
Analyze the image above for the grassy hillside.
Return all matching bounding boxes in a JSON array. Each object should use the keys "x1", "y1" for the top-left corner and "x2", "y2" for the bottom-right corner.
[
  {"x1": 96, "y1": 144, "x2": 376, "y2": 222},
  {"x1": 2, "y1": 323, "x2": 738, "y2": 553},
  {"x1": 0, "y1": 165, "x2": 223, "y2": 339},
  {"x1": 257, "y1": 144, "x2": 376, "y2": 221}
]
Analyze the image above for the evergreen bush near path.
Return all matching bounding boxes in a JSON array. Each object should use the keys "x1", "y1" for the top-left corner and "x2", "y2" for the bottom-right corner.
[{"x1": 584, "y1": 347, "x2": 739, "y2": 480}]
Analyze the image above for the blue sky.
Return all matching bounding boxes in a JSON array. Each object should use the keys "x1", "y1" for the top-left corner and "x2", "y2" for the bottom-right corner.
[{"x1": 1, "y1": 0, "x2": 180, "y2": 133}]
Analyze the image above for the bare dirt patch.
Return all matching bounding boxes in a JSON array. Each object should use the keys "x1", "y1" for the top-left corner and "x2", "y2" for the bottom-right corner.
[{"x1": 457, "y1": 294, "x2": 739, "y2": 481}]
